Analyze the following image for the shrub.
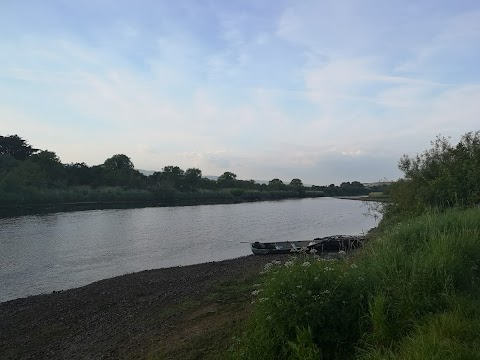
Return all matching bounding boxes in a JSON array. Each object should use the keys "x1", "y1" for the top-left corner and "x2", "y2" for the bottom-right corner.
[{"x1": 386, "y1": 131, "x2": 480, "y2": 219}]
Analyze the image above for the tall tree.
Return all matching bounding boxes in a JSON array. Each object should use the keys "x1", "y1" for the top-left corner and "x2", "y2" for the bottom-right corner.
[
  {"x1": 289, "y1": 178, "x2": 305, "y2": 196},
  {"x1": 30, "y1": 150, "x2": 66, "y2": 187},
  {"x1": 0, "y1": 154, "x2": 18, "y2": 173},
  {"x1": 217, "y1": 171, "x2": 237, "y2": 188},
  {"x1": 268, "y1": 178, "x2": 285, "y2": 190},
  {"x1": 103, "y1": 154, "x2": 134, "y2": 170},
  {"x1": 289, "y1": 178, "x2": 303, "y2": 187},
  {"x1": 184, "y1": 168, "x2": 202, "y2": 190},
  {"x1": 0, "y1": 135, "x2": 38, "y2": 160},
  {"x1": 162, "y1": 165, "x2": 185, "y2": 190}
]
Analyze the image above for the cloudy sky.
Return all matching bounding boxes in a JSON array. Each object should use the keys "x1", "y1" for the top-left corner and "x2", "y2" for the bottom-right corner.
[{"x1": 1, "y1": 1, "x2": 479, "y2": 185}]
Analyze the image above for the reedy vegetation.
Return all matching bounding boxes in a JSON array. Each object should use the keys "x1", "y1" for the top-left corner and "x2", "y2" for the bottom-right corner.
[{"x1": 232, "y1": 131, "x2": 480, "y2": 359}]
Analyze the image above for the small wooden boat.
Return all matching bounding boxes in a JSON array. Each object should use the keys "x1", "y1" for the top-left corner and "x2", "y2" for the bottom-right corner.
[
  {"x1": 250, "y1": 235, "x2": 365, "y2": 255},
  {"x1": 250, "y1": 240, "x2": 314, "y2": 255}
]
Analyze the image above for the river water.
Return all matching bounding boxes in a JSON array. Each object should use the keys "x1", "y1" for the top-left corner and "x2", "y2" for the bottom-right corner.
[{"x1": 0, "y1": 198, "x2": 378, "y2": 302}]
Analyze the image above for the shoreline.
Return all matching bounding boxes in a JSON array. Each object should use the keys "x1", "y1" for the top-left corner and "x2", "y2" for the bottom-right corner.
[{"x1": 0, "y1": 254, "x2": 293, "y2": 359}]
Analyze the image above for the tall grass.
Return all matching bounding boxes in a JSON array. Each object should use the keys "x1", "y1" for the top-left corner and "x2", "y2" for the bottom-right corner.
[
  {"x1": 232, "y1": 208, "x2": 480, "y2": 359},
  {"x1": 0, "y1": 186, "x2": 322, "y2": 208},
  {"x1": 0, "y1": 186, "x2": 155, "y2": 204}
]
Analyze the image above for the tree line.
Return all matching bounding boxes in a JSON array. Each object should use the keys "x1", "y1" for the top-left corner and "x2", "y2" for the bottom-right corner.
[{"x1": 0, "y1": 134, "x2": 379, "y2": 209}]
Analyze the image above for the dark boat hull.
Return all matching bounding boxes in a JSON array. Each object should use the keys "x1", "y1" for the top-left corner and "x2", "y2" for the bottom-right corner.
[
  {"x1": 251, "y1": 240, "x2": 313, "y2": 255},
  {"x1": 250, "y1": 235, "x2": 365, "y2": 255}
]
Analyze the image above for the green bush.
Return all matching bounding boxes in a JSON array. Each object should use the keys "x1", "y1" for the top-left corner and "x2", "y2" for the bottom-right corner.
[
  {"x1": 233, "y1": 254, "x2": 372, "y2": 359},
  {"x1": 385, "y1": 131, "x2": 480, "y2": 219}
]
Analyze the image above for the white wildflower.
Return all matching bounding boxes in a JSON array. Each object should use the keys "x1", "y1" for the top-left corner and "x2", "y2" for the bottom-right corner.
[
  {"x1": 251, "y1": 289, "x2": 263, "y2": 296},
  {"x1": 302, "y1": 261, "x2": 311, "y2": 267},
  {"x1": 259, "y1": 297, "x2": 269, "y2": 302},
  {"x1": 350, "y1": 263, "x2": 358, "y2": 269},
  {"x1": 284, "y1": 261, "x2": 294, "y2": 267}
]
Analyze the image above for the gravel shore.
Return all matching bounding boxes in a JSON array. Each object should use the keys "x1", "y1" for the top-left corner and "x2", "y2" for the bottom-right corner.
[{"x1": 0, "y1": 254, "x2": 292, "y2": 360}]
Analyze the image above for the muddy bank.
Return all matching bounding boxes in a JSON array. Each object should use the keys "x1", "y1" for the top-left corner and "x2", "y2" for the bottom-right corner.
[{"x1": 0, "y1": 254, "x2": 293, "y2": 360}]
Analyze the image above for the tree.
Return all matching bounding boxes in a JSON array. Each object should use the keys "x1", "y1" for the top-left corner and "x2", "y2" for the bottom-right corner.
[
  {"x1": 0, "y1": 161, "x2": 47, "y2": 191},
  {"x1": 0, "y1": 135, "x2": 38, "y2": 160},
  {"x1": 184, "y1": 168, "x2": 202, "y2": 190},
  {"x1": 65, "y1": 162, "x2": 93, "y2": 186},
  {"x1": 0, "y1": 154, "x2": 19, "y2": 173},
  {"x1": 158, "y1": 166, "x2": 185, "y2": 190},
  {"x1": 147, "y1": 166, "x2": 186, "y2": 192},
  {"x1": 268, "y1": 178, "x2": 285, "y2": 190},
  {"x1": 289, "y1": 178, "x2": 303, "y2": 187},
  {"x1": 30, "y1": 150, "x2": 61, "y2": 164},
  {"x1": 103, "y1": 154, "x2": 134, "y2": 171},
  {"x1": 289, "y1": 178, "x2": 305, "y2": 196},
  {"x1": 30, "y1": 150, "x2": 66, "y2": 187},
  {"x1": 217, "y1": 171, "x2": 237, "y2": 188},
  {"x1": 388, "y1": 131, "x2": 480, "y2": 216}
]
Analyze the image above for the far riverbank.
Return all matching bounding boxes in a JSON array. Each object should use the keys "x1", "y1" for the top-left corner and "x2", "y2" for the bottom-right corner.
[{"x1": 0, "y1": 193, "x2": 324, "y2": 218}]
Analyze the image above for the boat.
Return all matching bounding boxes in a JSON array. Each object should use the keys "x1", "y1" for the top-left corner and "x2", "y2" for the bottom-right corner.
[
  {"x1": 250, "y1": 240, "x2": 315, "y2": 255},
  {"x1": 250, "y1": 235, "x2": 365, "y2": 255}
]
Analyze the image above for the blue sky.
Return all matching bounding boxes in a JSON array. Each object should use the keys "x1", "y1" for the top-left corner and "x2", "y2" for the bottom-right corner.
[{"x1": 1, "y1": 0, "x2": 479, "y2": 184}]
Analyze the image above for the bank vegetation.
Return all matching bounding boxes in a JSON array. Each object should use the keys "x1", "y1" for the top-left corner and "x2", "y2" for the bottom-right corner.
[
  {"x1": 0, "y1": 134, "x2": 385, "y2": 216},
  {"x1": 230, "y1": 131, "x2": 480, "y2": 359}
]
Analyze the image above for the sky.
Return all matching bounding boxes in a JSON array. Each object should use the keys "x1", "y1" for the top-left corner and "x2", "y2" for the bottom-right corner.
[{"x1": 1, "y1": 0, "x2": 479, "y2": 185}]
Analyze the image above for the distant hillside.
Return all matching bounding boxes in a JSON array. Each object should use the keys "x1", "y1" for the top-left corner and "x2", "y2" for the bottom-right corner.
[
  {"x1": 203, "y1": 175, "x2": 218, "y2": 181},
  {"x1": 137, "y1": 169, "x2": 156, "y2": 176}
]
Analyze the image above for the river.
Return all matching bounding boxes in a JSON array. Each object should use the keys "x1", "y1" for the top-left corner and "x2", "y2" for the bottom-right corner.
[{"x1": 0, "y1": 197, "x2": 378, "y2": 302}]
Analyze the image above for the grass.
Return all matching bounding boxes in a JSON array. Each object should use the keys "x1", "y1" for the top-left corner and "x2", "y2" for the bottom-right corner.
[
  {"x1": 145, "y1": 274, "x2": 260, "y2": 360},
  {"x1": 230, "y1": 207, "x2": 480, "y2": 359},
  {"x1": 0, "y1": 186, "x2": 324, "y2": 217}
]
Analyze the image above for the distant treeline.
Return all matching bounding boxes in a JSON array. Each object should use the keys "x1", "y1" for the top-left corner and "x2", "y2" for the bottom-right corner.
[{"x1": 0, "y1": 135, "x2": 385, "y2": 212}]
